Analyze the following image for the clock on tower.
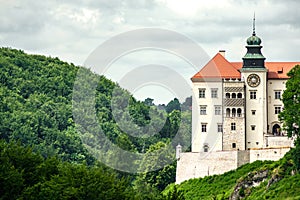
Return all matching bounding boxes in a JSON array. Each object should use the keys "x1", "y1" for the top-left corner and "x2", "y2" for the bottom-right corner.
[{"x1": 247, "y1": 74, "x2": 260, "y2": 87}]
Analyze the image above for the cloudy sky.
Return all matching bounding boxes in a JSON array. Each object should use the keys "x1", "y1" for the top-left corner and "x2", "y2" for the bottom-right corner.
[{"x1": 1, "y1": 0, "x2": 300, "y2": 104}]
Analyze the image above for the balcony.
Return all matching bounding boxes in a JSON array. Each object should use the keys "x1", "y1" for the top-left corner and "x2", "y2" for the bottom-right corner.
[{"x1": 225, "y1": 113, "x2": 244, "y2": 118}]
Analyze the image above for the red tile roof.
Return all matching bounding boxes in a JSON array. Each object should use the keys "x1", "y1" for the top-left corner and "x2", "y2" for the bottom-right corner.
[
  {"x1": 192, "y1": 53, "x2": 300, "y2": 81},
  {"x1": 191, "y1": 53, "x2": 240, "y2": 81}
]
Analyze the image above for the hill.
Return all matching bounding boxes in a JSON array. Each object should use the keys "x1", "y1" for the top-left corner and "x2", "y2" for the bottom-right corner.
[
  {"x1": 0, "y1": 47, "x2": 192, "y2": 199},
  {"x1": 0, "y1": 47, "x2": 189, "y2": 162}
]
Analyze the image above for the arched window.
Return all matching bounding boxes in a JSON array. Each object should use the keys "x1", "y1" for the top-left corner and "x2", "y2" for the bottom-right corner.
[
  {"x1": 232, "y1": 108, "x2": 236, "y2": 117},
  {"x1": 232, "y1": 93, "x2": 237, "y2": 98},
  {"x1": 226, "y1": 93, "x2": 230, "y2": 98},
  {"x1": 237, "y1": 108, "x2": 242, "y2": 117},
  {"x1": 226, "y1": 108, "x2": 230, "y2": 117},
  {"x1": 238, "y1": 93, "x2": 242, "y2": 98},
  {"x1": 272, "y1": 124, "x2": 281, "y2": 136}
]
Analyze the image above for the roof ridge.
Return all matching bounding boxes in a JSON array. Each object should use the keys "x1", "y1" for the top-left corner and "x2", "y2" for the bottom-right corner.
[
  {"x1": 191, "y1": 53, "x2": 240, "y2": 80},
  {"x1": 192, "y1": 53, "x2": 300, "y2": 81}
]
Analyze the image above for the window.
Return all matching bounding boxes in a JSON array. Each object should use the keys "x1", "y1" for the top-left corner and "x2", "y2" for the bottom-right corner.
[
  {"x1": 211, "y1": 88, "x2": 218, "y2": 98},
  {"x1": 272, "y1": 124, "x2": 281, "y2": 135},
  {"x1": 201, "y1": 123, "x2": 207, "y2": 132},
  {"x1": 232, "y1": 93, "x2": 236, "y2": 98},
  {"x1": 199, "y1": 88, "x2": 206, "y2": 98},
  {"x1": 226, "y1": 108, "x2": 230, "y2": 117},
  {"x1": 232, "y1": 143, "x2": 236, "y2": 148},
  {"x1": 275, "y1": 106, "x2": 281, "y2": 114},
  {"x1": 275, "y1": 91, "x2": 281, "y2": 99},
  {"x1": 237, "y1": 108, "x2": 242, "y2": 117},
  {"x1": 218, "y1": 124, "x2": 223, "y2": 132},
  {"x1": 251, "y1": 125, "x2": 256, "y2": 131},
  {"x1": 252, "y1": 110, "x2": 256, "y2": 115},
  {"x1": 200, "y1": 105, "x2": 207, "y2": 115},
  {"x1": 250, "y1": 91, "x2": 256, "y2": 99},
  {"x1": 232, "y1": 108, "x2": 236, "y2": 117},
  {"x1": 215, "y1": 106, "x2": 221, "y2": 115},
  {"x1": 226, "y1": 93, "x2": 230, "y2": 98},
  {"x1": 237, "y1": 93, "x2": 242, "y2": 98},
  {"x1": 231, "y1": 123, "x2": 236, "y2": 131},
  {"x1": 203, "y1": 144, "x2": 209, "y2": 152}
]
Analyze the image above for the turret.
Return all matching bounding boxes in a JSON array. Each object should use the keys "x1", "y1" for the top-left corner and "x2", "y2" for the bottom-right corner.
[{"x1": 242, "y1": 15, "x2": 266, "y2": 69}]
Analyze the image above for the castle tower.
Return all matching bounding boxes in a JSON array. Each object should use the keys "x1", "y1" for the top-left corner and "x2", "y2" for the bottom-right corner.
[{"x1": 240, "y1": 16, "x2": 268, "y2": 149}]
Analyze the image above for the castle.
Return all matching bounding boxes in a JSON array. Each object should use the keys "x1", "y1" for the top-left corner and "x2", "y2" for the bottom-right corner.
[{"x1": 176, "y1": 19, "x2": 299, "y2": 184}]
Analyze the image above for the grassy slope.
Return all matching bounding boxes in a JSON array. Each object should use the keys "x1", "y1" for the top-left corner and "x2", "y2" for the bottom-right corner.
[{"x1": 164, "y1": 150, "x2": 300, "y2": 199}]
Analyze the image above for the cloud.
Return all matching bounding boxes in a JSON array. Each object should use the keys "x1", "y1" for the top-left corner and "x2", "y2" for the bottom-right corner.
[
  {"x1": 0, "y1": 1, "x2": 50, "y2": 33},
  {"x1": 0, "y1": 0, "x2": 300, "y2": 103}
]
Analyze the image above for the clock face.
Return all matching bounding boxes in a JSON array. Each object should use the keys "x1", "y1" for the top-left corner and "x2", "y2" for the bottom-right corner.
[{"x1": 247, "y1": 74, "x2": 260, "y2": 87}]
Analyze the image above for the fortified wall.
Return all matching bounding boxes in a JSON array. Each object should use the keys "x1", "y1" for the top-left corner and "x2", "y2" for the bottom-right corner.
[{"x1": 176, "y1": 147, "x2": 291, "y2": 184}]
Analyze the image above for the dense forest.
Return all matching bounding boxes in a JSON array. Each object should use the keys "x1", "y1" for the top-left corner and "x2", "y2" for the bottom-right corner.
[{"x1": 0, "y1": 47, "x2": 191, "y2": 199}]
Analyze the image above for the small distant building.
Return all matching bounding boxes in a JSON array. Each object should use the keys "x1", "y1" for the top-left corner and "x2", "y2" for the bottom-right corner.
[{"x1": 176, "y1": 18, "x2": 299, "y2": 184}]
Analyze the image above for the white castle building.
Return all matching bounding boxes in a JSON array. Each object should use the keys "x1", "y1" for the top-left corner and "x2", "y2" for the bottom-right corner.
[{"x1": 176, "y1": 21, "x2": 299, "y2": 184}]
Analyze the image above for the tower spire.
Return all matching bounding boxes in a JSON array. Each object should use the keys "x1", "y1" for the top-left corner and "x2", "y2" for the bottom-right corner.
[
  {"x1": 243, "y1": 12, "x2": 265, "y2": 69},
  {"x1": 253, "y1": 12, "x2": 256, "y2": 36}
]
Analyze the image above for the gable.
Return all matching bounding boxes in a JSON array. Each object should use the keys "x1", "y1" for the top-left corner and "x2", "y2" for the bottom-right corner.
[{"x1": 191, "y1": 53, "x2": 240, "y2": 82}]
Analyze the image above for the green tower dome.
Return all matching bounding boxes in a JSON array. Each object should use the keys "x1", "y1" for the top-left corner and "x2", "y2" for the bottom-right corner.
[
  {"x1": 246, "y1": 34, "x2": 261, "y2": 45},
  {"x1": 242, "y1": 14, "x2": 266, "y2": 69}
]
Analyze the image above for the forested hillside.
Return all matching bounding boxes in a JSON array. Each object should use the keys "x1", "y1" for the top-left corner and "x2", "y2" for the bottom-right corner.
[{"x1": 0, "y1": 47, "x2": 191, "y2": 199}]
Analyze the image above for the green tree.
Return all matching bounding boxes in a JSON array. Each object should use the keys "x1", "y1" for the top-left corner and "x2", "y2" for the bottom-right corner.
[
  {"x1": 180, "y1": 96, "x2": 192, "y2": 112},
  {"x1": 279, "y1": 64, "x2": 300, "y2": 170},
  {"x1": 279, "y1": 65, "x2": 300, "y2": 138},
  {"x1": 144, "y1": 97, "x2": 155, "y2": 106},
  {"x1": 135, "y1": 141, "x2": 176, "y2": 192},
  {"x1": 165, "y1": 98, "x2": 181, "y2": 114},
  {"x1": 0, "y1": 141, "x2": 136, "y2": 200}
]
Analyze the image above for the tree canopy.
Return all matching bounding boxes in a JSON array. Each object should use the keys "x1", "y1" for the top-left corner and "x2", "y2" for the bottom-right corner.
[
  {"x1": 0, "y1": 47, "x2": 192, "y2": 198},
  {"x1": 280, "y1": 64, "x2": 300, "y2": 139},
  {"x1": 280, "y1": 64, "x2": 300, "y2": 170}
]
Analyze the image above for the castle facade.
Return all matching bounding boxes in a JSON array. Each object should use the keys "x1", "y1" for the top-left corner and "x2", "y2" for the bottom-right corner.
[{"x1": 176, "y1": 22, "x2": 299, "y2": 184}]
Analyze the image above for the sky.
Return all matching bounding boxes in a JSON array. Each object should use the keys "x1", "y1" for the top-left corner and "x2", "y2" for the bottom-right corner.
[{"x1": 1, "y1": 0, "x2": 300, "y2": 104}]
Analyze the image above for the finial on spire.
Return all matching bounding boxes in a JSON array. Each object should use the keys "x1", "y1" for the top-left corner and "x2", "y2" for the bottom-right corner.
[{"x1": 252, "y1": 12, "x2": 256, "y2": 36}]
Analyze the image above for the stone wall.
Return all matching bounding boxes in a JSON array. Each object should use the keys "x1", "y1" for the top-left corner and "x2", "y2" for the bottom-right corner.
[
  {"x1": 237, "y1": 150, "x2": 250, "y2": 167},
  {"x1": 266, "y1": 136, "x2": 294, "y2": 148},
  {"x1": 176, "y1": 151, "x2": 238, "y2": 184},
  {"x1": 223, "y1": 117, "x2": 245, "y2": 151},
  {"x1": 176, "y1": 147, "x2": 290, "y2": 184},
  {"x1": 249, "y1": 147, "x2": 290, "y2": 162}
]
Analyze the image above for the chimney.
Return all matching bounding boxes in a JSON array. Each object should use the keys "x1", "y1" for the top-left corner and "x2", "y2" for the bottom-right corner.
[{"x1": 219, "y1": 50, "x2": 225, "y2": 57}]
